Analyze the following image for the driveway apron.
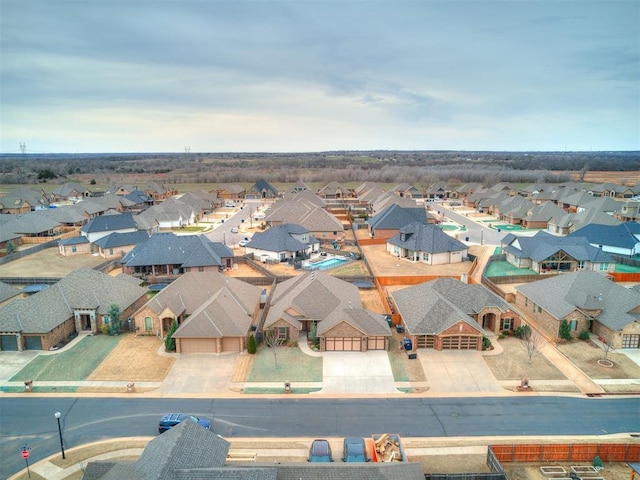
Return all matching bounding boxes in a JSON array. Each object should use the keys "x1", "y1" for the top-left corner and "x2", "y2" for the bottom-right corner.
[
  {"x1": 157, "y1": 353, "x2": 238, "y2": 394},
  {"x1": 417, "y1": 350, "x2": 505, "y2": 393},
  {"x1": 317, "y1": 351, "x2": 399, "y2": 394}
]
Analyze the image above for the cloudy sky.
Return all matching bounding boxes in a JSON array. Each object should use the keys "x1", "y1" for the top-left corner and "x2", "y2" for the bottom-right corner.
[{"x1": 1, "y1": 1, "x2": 638, "y2": 153}]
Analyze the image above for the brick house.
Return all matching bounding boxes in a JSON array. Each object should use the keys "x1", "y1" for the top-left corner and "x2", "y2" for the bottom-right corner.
[
  {"x1": 387, "y1": 222, "x2": 468, "y2": 265},
  {"x1": 515, "y1": 271, "x2": 640, "y2": 348}
]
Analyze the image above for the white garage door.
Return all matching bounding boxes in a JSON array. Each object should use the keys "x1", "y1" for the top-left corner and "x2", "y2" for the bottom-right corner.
[
  {"x1": 179, "y1": 338, "x2": 217, "y2": 353},
  {"x1": 367, "y1": 336, "x2": 386, "y2": 350},
  {"x1": 222, "y1": 337, "x2": 241, "y2": 352}
]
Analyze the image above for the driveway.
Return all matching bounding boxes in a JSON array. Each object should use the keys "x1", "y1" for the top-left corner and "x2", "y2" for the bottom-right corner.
[
  {"x1": 317, "y1": 351, "x2": 399, "y2": 394},
  {"x1": 417, "y1": 350, "x2": 505, "y2": 393},
  {"x1": 0, "y1": 351, "x2": 39, "y2": 385},
  {"x1": 157, "y1": 353, "x2": 239, "y2": 394}
]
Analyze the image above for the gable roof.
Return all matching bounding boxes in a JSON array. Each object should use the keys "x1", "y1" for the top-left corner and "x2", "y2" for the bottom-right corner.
[
  {"x1": 502, "y1": 231, "x2": 613, "y2": 263},
  {"x1": 265, "y1": 272, "x2": 388, "y2": 336},
  {"x1": 121, "y1": 233, "x2": 232, "y2": 268},
  {"x1": 0, "y1": 267, "x2": 146, "y2": 334},
  {"x1": 516, "y1": 271, "x2": 640, "y2": 331},
  {"x1": 569, "y1": 222, "x2": 640, "y2": 250},
  {"x1": 368, "y1": 204, "x2": 428, "y2": 231},
  {"x1": 0, "y1": 281, "x2": 21, "y2": 304},
  {"x1": 93, "y1": 230, "x2": 151, "y2": 249},
  {"x1": 249, "y1": 179, "x2": 278, "y2": 196},
  {"x1": 246, "y1": 224, "x2": 316, "y2": 252},
  {"x1": 81, "y1": 212, "x2": 138, "y2": 234},
  {"x1": 388, "y1": 222, "x2": 467, "y2": 254},
  {"x1": 392, "y1": 278, "x2": 494, "y2": 335}
]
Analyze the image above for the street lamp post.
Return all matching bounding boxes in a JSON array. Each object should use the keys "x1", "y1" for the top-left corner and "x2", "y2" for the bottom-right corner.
[{"x1": 54, "y1": 411, "x2": 65, "y2": 459}]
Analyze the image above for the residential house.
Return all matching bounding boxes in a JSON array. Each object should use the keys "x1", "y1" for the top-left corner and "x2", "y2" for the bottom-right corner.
[
  {"x1": 121, "y1": 189, "x2": 154, "y2": 211},
  {"x1": 520, "y1": 201, "x2": 567, "y2": 230},
  {"x1": 392, "y1": 183, "x2": 423, "y2": 199},
  {"x1": 132, "y1": 271, "x2": 262, "y2": 351},
  {"x1": 568, "y1": 222, "x2": 640, "y2": 258},
  {"x1": 614, "y1": 201, "x2": 640, "y2": 222},
  {"x1": 387, "y1": 222, "x2": 468, "y2": 265},
  {"x1": 264, "y1": 272, "x2": 390, "y2": 352},
  {"x1": 368, "y1": 204, "x2": 429, "y2": 239},
  {"x1": 588, "y1": 182, "x2": 638, "y2": 199},
  {"x1": 0, "y1": 267, "x2": 146, "y2": 351},
  {"x1": 494, "y1": 195, "x2": 534, "y2": 225},
  {"x1": 450, "y1": 182, "x2": 482, "y2": 200},
  {"x1": 81, "y1": 419, "x2": 425, "y2": 480},
  {"x1": 371, "y1": 190, "x2": 417, "y2": 214},
  {"x1": 0, "y1": 212, "x2": 63, "y2": 244},
  {"x1": 548, "y1": 208, "x2": 621, "y2": 236},
  {"x1": 391, "y1": 278, "x2": 523, "y2": 349},
  {"x1": 121, "y1": 233, "x2": 234, "y2": 279},
  {"x1": 50, "y1": 182, "x2": 92, "y2": 202},
  {"x1": 92, "y1": 231, "x2": 151, "y2": 259},
  {"x1": 135, "y1": 197, "x2": 197, "y2": 230},
  {"x1": 0, "y1": 281, "x2": 21, "y2": 307},
  {"x1": 80, "y1": 212, "x2": 138, "y2": 243},
  {"x1": 215, "y1": 184, "x2": 246, "y2": 200},
  {"x1": 0, "y1": 187, "x2": 48, "y2": 214},
  {"x1": 246, "y1": 179, "x2": 279, "y2": 199},
  {"x1": 515, "y1": 271, "x2": 640, "y2": 348},
  {"x1": 245, "y1": 224, "x2": 319, "y2": 263},
  {"x1": 58, "y1": 235, "x2": 91, "y2": 256},
  {"x1": 317, "y1": 181, "x2": 353, "y2": 200},
  {"x1": 143, "y1": 180, "x2": 176, "y2": 201},
  {"x1": 425, "y1": 182, "x2": 449, "y2": 200},
  {"x1": 285, "y1": 180, "x2": 310, "y2": 195},
  {"x1": 501, "y1": 231, "x2": 614, "y2": 274}
]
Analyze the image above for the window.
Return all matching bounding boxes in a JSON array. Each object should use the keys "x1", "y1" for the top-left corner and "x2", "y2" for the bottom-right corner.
[
  {"x1": 500, "y1": 318, "x2": 512, "y2": 330},
  {"x1": 599, "y1": 263, "x2": 609, "y2": 271},
  {"x1": 525, "y1": 298, "x2": 528, "y2": 307},
  {"x1": 109, "y1": 248, "x2": 113, "y2": 255},
  {"x1": 103, "y1": 315, "x2": 111, "y2": 325},
  {"x1": 577, "y1": 260, "x2": 585, "y2": 269},
  {"x1": 198, "y1": 266, "x2": 204, "y2": 272},
  {"x1": 393, "y1": 245, "x2": 400, "y2": 255},
  {"x1": 422, "y1": 252, "x2": 430, "y2": 261},
  {"x1": 144, "y1": 317, "x2": 152, "y2": 331},
  {"x1": 276, "y1": 327, "x2": 288, "y2": 340},
  {"x1": 185, "y1": 267, "x2": 191, "y2": 272},
  {"x1": 71, "y1": 246, "x2": 77, "y2": 253},
  {"x1": 570, "y1": 320, "x2": 577, "y2": 331}
]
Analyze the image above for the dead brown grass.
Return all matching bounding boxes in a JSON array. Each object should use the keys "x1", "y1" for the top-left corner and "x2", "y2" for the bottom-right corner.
[
  {"x1": 87, "y1": 334, "x2": 174, "y2": 382},
  {"x1": 503, "y1": 461, "x2": 629, "y2": 480}
]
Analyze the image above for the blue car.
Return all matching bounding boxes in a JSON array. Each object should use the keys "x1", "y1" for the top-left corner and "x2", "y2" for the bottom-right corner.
[
  {"x1": 158, "y1": 413, "x2": 211, "y2": 434},
  {"x1": 342, "y1": 437, "x2": 368, "y2": 462},
  {"x1": 308, "y1": 439, "x2": 333, "y2": 462}
]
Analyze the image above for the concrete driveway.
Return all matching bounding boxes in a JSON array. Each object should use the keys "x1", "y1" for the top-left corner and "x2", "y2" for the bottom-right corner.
[
  {"x1": 417, "y1": 350, "x2": 505, "y2": 393},
  {"x1": 157, "y1": 353, "x2": 239, "y2": 394},
  {"x1": 317, "y1": 351, "x2": 399, "y2": 394},
  {"x1": 0, "y1": 351, "x2": 39, "y2": 385}
]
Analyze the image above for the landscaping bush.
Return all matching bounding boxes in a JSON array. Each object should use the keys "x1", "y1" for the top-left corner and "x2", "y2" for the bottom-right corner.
[
  {"x1": 578, "y1": 330, "x2": 590, "y2": 341},
  {"x1": 164, "y1": 319, "x2": 178, "y2": 352},
  {"x1": 559, "y1": 319, "x2": 572, "y2": 341},
  {"x1": 482, "y1": 336, "x2": 492, "y2": 351},
  {"x1": 514, "y1": 325, "x2": 531, "y2": 339},
  {"x1": 247, "y1": 333, "x2": 257, "y2": 354}
]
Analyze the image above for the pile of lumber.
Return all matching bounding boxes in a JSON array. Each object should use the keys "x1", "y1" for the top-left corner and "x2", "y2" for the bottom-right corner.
[{"x1": 373, "y1": 433, "x2": 403, "y2": 462}]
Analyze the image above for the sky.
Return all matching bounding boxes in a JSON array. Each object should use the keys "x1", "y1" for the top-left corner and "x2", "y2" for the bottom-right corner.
[{"x1": 1, "y1": 1, "x2": 638, "y2": 153}]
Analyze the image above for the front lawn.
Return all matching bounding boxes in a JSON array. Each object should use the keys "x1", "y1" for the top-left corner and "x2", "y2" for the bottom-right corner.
[
  {"x1": 247, "y1": 346, "x2": 322, "y2": 382},
  {"x1": 10, "y1": 335, "x2": 122, "y2": 381}
]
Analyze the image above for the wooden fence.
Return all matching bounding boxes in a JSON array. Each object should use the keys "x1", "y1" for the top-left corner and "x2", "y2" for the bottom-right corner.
[
  {"x1": 376, "y1": 275, "x2": 458, "y2": 286},
  {"x1": 491, "y1": 443, "x2": 640, "y2": 463},
  {"x1": 358, "y1": 238, "x2": 387, "y2": 246}
]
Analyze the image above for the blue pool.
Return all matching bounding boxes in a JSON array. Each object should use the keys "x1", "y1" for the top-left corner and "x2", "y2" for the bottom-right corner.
[{"x1": 304, "y1": 257, "x2": 348, "y2": 271}]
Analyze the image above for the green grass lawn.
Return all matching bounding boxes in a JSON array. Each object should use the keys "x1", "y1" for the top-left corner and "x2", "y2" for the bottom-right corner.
[
  {"x1": 10, "y1": 335, "x2": 122, "y2": 381},
  {"x1": 247, "y1": 346, "x2": 322, "y2": 382},
  {"x1": 484, "y1": 260, "x2": 537, "y2": 277}
]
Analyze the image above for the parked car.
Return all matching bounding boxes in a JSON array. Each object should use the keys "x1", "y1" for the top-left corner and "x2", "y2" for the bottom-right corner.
[
  {"x1": 308, "y1": 439, "x2": 333, "y2": 462},
  {"x1": 230, "y1": 227, "x2": 238, "y2": 233},
  {"x1": 158, "y1": 413, "x2": 211, "y2": 434},
  {"x1": 342, "y1": 437, "x2": 368, "y2": 462},
  {"x1": 225, "y1": 201, "x2": 236, "y2": 207},
  {"x1": 238, "y1": 239, "x2": 249, "y2": 247}
]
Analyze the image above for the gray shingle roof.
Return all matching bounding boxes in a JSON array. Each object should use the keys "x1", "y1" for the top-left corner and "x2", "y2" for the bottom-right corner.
[
  {"x1": 569, "y1": 222, "x2": 640, "y2": 250},
  {"x1": 368, "y1": 205, "x2": 428, "y2": 231},
  {"x1": 392, "y1": 278, "x2": 505, "y2": 335},
  {"x1": 502, "y1": 231, "x2": 613, "y2": 263},
  {"x1": 247, "y1": 224, "x2": 316, "y2": 252},
  {"x1": 0, "y1": 267, "x2": 146, "y2": 334},
  {"x1": 93, "y1": 230, "x2": 151, "y2": 249},
  {"x1": 0, "y1": 281, "x2": 21, "y2": 304},
  {"x1": 81, "y1": 212, "x2": 138, "y2": 234},
  {"x1": 387, "y1": 222, "x2": 467, "y2": 254},
  {"x1": 121, "y1": 233, "x2": 232, "y2": 268},
  {"x1": 516, "y1": 271, "x2": 640, "y2": 330}
]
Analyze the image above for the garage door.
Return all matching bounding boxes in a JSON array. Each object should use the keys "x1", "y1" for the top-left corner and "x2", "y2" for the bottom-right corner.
[
  {"x1": 622, "y1": 334, "x2": 640, "y2": 349},
  {"x1": 416, "y1": 335, "x2": 435, "y2": 349},
  {"x1": 441, "y1": 335, "x2": 479, "y2": 350},
  {"x1": 179, "y1": 338, "x2": 217, "y2": 353},
  {"x1": 222, "y1": 337, "x2": 241, "y2": 352},
  {"x1": 325, "y1": 337, "x2": 362, "y2": 351},
  {"x1": 367, "y1": 336, "x2": 386, "y2": 350},
  {"x1": 24, "y1": 336, "x2": 42, "y2": 350},
  {"x1": 0, "y1": 335, "x2": 18, "y2": 351}
]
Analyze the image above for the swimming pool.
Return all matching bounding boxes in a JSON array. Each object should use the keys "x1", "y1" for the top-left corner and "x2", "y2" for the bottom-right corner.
[{"x1": 303, "y1": 256, "x2": 348, "y2": 271}]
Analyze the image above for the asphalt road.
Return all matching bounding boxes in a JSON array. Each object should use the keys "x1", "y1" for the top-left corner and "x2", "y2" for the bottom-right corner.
[
  {"x1": 206, "y1": 199, "x2": 259, "y2": 246},
  {"x1": 436, "y1": 202, "x2": 508, "y2": 246},
  {"x1": 1, "y1": 396, "x2": 639, "y2": 478}
]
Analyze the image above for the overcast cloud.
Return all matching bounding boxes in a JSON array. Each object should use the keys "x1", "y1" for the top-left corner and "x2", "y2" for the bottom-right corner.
[{"x1": 1, "y1": 0, "x2": 638, "y2": 153}]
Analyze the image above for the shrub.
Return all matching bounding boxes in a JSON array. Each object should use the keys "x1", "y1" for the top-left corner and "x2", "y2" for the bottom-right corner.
[
  {"x1": 100, "y1": 324, "x2": 108, "y2": 335},
  {"x1": 514, "y1": 325, "x2": 531, "y2": 339},
  {"x1": 247, "y1": 333, "x2": 257, "y2": 354},
  {"x1": 164, "y1": 319, "x2": 178, "y2": 352},
  {"x1": 482, "y1": 336, "x2": 491, "y2": 351},
  {"x1": 559, "y1": 319, "x2": 572, "y2": 341},
  {"x1": 578, "y1": 330, "x2": 590, "y2": 341}
]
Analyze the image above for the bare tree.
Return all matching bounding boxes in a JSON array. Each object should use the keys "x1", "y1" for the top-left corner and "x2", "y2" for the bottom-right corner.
[
  {"x1": 520, "y1": 325, "x2": 544, "y2": 364},
  {"x1": 600, "y1": 333, "x2": 614, "y2": 361},
  {"x1": 264, "y1": 329, "x2": 287, "y2": 368}
]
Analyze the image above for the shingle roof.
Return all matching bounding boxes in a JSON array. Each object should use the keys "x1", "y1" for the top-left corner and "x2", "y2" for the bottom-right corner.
[
  {"x1": 392, "y1": 278, "x2": 502, "y2": 335},
  {"x1": 516, "y1": 271, "x2": 640, "y2": 330},
  {"x1": 121, "y1": 233, "x2": 232, "y2": 268},
  {"x1": 502, "y1": 231, "x2": 613, "y2": 263},
  {"x1": 0, "y1": 281, "x2": 21, "y2": 304},
  {"x1": 368, "y1": 205, "x2": 428, "y2": 231},
  {"x1": 0, "y1": 268, "x2": 146, "y2": 334},
  {"x1": 81, "y1": 212, "x2": 138, "y2": 234},
  {"x1": 569, "y1": 222, "x2": 640, "y2": 250},
  {"x1": 246, "y1": 224, "x2": 316, "y2": 252},
  {"x1": 265, "y1": 272, "x2": 389, "y2": 336},
  {"x1": 59, "y1": 235, "x2": 90, "y2": 246},
  {"x1": 387, "y1": 222, "x2": 467, "y2": 254},
  {"x1": 249, "y1": 179, "x2": 278, "y2": 196},
  {"x1": 93, "y1": 230, "x2": 151, "y2": 249}
]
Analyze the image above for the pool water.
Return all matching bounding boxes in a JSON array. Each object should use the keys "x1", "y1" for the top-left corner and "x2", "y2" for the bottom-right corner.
[{"x1": 304, "y1": 257, "x2": 348, "y2": 270}]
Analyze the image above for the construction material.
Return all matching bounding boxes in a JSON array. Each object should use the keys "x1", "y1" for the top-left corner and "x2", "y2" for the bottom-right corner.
[{"x1": 371, "y1": 433, "x2": 407, "y2": 462}]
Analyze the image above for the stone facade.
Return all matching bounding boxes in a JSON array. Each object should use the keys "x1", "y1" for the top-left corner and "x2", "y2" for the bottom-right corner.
[{"x1": 514, "y1": 291, "x2": 589, "y2": 341}]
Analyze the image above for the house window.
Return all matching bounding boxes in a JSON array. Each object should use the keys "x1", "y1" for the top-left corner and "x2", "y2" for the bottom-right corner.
[
  {"x1": 185, "y1": 267, "x2": 191, "y2": 272},
  {"x1": 599, "y1": 263, "x2": 609, "y2": 271},
  {"x1": 500, "y1": 318, "x2": 512, "y2": 330},
  {"x1": 570, "y1": 320, "x2": 577, "y2": 331},
  {"x1": 109, "y1": 248, "x2": 113, "y2": 255},
  {"x1": 276, "y1": 326, "x2": 288, "y2": 340},
  {"x1": 524, "y1": 298, "x2": 528, "y2": 307},
  {"x1": 422, "y1": 252, "x2": 430, "y2": 261},
  {"x1": 577, "y1": 260, "x2": 585, "y2": 269},
  {"x1": 144, "y1": 317, "x2": 152, "y2": 331},
  {"x1": 71, "y1": 246, "x2": 77, "y2": 253},
  {"x1": 103, "y1": 315, "x2": 110, "y2": 325},
  {"x1": 198, "y1": 266, "x2": 204, "y2": 272}
]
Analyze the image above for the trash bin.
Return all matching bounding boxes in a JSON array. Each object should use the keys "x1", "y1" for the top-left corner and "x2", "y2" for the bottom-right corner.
[
  {"x1": 284, "y1": 381, "x2": 291, "y2": 393},
  {"x1": 465, "y1": 236, "x2": 469, "y2": 241},
  {"x1": 403, "y1": 338, "x2": 412, "y2": 351},
  {"x1": 395, "y1": 324, "x2": 404, "y2": 333}
]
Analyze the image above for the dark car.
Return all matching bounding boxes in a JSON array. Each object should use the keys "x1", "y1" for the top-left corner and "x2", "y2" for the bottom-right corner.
[
  {"x1": 308, "y1": 439, "x2": 333, "y2": 462},
  {"x1": 342, "y1": 437, "x2": 368, "y2": 462},
  {"x1": 158, "y1": 413, "x2": 211, "y2": 434}
]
